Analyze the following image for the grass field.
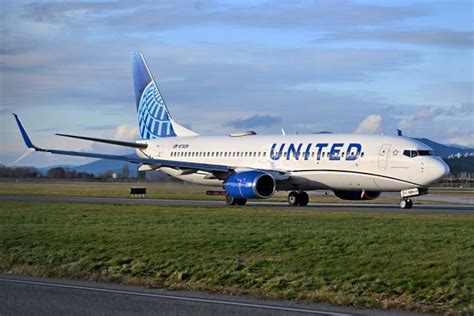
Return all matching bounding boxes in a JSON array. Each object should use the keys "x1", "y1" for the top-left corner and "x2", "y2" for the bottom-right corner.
[{"x1": 1, "y1": 201, "x2": 473, "y2": 314}]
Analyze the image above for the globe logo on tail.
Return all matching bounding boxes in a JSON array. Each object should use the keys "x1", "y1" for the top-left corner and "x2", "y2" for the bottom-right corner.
[{"x1": 137, "y1": 82, "x2": 176, "y2": 139}]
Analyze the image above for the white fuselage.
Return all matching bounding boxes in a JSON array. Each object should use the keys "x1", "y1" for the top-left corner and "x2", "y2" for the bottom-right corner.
[{"x1": 136, "y1": 133, "x2": 449, "y2": 192}]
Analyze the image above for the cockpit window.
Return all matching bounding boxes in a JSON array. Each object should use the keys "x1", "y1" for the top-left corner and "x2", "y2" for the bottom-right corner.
[
  {"x1": 418, "y1": 150, "x2": 434, "y2": 156},
  {"x1": 403, "y1": 149, "x2": 434, "y2": 158}
]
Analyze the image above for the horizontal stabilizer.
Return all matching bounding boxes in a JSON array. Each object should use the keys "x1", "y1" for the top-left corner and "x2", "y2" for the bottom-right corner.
[{"x1": 55, "y1": 133, "x2": 148, "y2": 149}]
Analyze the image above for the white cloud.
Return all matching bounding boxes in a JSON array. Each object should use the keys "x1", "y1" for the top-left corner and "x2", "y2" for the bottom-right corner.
[
  {"x1": 355, "y1": 114, "x2": 382, "y2": 133},
  {"x1": 397, "y1": 119, "x2": 412, "y2": 130},
  {"x1": 414, "y1": 106, "x2": 442, "y2": 120},
  {"x1": 444, "y1": 133, "x2": 474, "y2": 147},
  {"x1": 114, "y1": 124, "x2": 138, "y2": 141}
]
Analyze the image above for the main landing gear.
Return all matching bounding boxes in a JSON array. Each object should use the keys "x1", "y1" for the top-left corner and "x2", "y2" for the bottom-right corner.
[
  {"x1": 287, "y1": 191, "x2": 309, "y2": 206},
  {"x1": 399, "y1": 198, "x2": 413, "y2": 209},
  {"x1": 225, "y1": 195, "x2": 247, "y2": 206}
]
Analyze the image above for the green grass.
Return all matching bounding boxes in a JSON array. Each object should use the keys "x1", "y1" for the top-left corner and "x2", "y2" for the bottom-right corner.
[
  {"x1": 0, "y1": 181, "x2": 215, "y2": 200},
  {"x1": 1, "y1": 201, "x2": 473, "y2": 314}
]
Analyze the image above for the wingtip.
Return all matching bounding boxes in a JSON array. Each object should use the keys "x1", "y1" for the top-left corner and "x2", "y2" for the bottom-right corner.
[{"x1": 12, "y1": 114, "x2": 35, "y2": 149}]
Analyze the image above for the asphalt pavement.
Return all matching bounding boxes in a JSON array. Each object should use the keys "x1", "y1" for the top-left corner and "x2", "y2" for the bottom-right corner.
[{"x1": 0, "y1": 274, "x2": 432, "y2": 316}]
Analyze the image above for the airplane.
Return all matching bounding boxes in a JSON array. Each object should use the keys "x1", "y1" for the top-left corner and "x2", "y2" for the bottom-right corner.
[{"x1": 13, "y1": 51, "x2": 450, "y2": 209}]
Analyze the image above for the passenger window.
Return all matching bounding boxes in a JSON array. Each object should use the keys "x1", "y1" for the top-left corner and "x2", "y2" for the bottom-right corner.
[
  {"x1": 361, "y1": 152, "x2": 364, "y2": 158},
  {"x1": 263, "y1": 152, "x2": 266, "y2": 157}
]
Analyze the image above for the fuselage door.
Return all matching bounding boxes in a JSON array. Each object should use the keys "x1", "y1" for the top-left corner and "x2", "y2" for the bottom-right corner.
[
  {"x1": 378, "y1": 144, "x2": 391, "y2": 170},
  {"x1": 258, "y1": 145, "x2": 271, "y2": 168}
]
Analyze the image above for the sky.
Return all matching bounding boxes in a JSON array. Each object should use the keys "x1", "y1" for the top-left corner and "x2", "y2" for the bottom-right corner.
[{"x1": 0, "y1": 0, "x2": 473, "y2": 167}]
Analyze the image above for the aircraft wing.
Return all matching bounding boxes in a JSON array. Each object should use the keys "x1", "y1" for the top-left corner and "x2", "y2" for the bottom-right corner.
[{"x1": 13, "y1": 114, "x2": 229, "y2": 173}]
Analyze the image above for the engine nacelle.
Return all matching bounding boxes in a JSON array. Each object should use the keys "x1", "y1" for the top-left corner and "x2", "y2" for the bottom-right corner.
[
  {"x1": 224, "y1": 171, "x2": 275, "y2": 199},
  {"x1": 333, "y1": 190, "x2": 381, "y2": 200}
]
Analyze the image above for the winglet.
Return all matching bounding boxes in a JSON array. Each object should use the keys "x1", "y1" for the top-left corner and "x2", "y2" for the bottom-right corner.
[
  {"x1": 12, "y1": 114, "x2": 36, "y2": 149},
  {"x1": 396, "y1": 129, "x2": 403, "y2": 137}
]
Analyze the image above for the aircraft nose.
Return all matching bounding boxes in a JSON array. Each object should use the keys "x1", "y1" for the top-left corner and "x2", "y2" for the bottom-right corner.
[{"x1": 428, "y1": 158, "x2": 450, "y2": 184}]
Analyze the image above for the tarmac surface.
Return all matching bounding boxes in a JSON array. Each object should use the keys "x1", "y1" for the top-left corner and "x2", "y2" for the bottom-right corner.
[
  {"x1": 0, "y1": 194, "x2": 473, "y2": 214},
  {"x1": 0, "y1": 274, "x2": 431, "y2": 316}
]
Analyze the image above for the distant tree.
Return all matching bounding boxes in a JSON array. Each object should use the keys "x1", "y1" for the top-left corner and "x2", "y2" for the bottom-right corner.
[
  {"x1": 0, "y1": 165, "x2": 39, "y2": 178},
  {"x1": 47, "y1": 167, "x2": 66, "y2": 179},
  {"x1": 445, "y1": 157, "x2": 474, "y2": 173},
  {"x1": 76, "y1": 172, "x2": 94, "y2": 179}
]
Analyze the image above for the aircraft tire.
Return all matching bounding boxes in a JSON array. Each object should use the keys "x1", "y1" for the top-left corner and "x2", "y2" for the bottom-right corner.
[
  {"x1": 297, "y1": 192, "x2": 309, "y2": 206},
  {"x1": 400, "y1": 199, "x2": 413, "y2": 209},
  {"x1": 235, "y1": 198, "x2": 247, "y2": 206},
  {"x1": 226, "y1": 195, "x2": 237, "y2": 206},
  {"x1": 288, "y1": 191, "x2": 299, "y2": 206}
]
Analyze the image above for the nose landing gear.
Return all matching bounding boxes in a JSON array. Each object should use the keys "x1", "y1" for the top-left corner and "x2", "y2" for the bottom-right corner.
[
  {"x1": 287, "y1": 191, "x2": 309, "y2": 206},
  {"x1": 400, "y1": 198, "x2": 413, "y2": 209}
]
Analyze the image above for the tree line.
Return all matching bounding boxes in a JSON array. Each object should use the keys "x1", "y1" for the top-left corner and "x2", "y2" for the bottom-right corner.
[{"x1": 0, "y1": 165, "x2": 94, "y2": 179}]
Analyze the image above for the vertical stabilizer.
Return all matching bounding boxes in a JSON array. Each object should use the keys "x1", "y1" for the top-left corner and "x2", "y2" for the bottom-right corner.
[{"x1": 131, "y1": 51, "x2": 198, "y2": 139}]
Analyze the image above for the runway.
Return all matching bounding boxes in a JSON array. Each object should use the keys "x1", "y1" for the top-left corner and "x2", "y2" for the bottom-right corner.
[
  {"x1": 0, "y1": 274, "x2": 429, "y2": 316},
  {"x1": 1, "y1": 194, "x2": 473, "y2": 214}
]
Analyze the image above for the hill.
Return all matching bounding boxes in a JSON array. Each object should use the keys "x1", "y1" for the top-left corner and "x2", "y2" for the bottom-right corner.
[{"x1": 414, "y1": 138, "x2": 473, "y2": 158}]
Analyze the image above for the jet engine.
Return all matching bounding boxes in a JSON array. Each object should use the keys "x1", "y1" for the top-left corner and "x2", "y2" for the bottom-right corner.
[
  {"x1": 224, "y1": 171, "x2": 275, "y2": 199},
  {"x1": 333, "y1": 190, "x2": 381, "y2": 200}
]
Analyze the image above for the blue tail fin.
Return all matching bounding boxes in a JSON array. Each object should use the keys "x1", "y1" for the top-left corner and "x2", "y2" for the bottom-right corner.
[{"x1": 131, "y1": 51, "x2": 176, "y2": 139}]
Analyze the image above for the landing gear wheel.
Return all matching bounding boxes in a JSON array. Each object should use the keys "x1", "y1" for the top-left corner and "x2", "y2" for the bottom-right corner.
[
  {"x1": 400, "y1": 199, "x2": 413, "y2": 209},
  {"x1": 288, "y1": 191, "x2": 299, "y2": 206},
  {"x1": 235, "y1": 198, "x2": 247, "y2": 206},
  {"x1": 297, "y1": 192, "x2": 309, "y2": 206},
  {"x1": 226, "y1": 195, "x2": 247, "y2": 206},
  {"x1": 288, "y1": 191, "x2": 309, "y2": 206},
  {"x1": 226, "y1": 195, "x2": 236, "y2": 206}
]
